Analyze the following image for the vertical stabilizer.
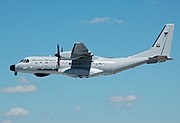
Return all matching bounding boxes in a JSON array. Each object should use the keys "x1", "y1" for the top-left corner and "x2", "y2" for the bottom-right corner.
[{"x1": 132, "y1": 24, "x2": 174, "y2": 58}]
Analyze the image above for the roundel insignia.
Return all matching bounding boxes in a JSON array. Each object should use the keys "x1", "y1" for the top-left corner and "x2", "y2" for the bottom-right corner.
[{"x1": 156, "y1": 44, "x2": 160, "y2": 48}]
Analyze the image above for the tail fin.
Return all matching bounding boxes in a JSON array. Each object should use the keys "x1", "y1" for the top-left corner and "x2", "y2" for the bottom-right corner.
[{"x1": 132, "y1": 24, "x2": 174, "y2": 58}]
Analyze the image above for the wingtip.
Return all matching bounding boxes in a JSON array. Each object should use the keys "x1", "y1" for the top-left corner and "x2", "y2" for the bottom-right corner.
[
  {"x1": 166, "y1": 23, "x2": 175, "y2": 26},
  {"x1": 167, "y1": 57, "x2": 174, "y2": 60},
  {"x1": 75, "y1": 42, "x2": 83, "y2": 44}
]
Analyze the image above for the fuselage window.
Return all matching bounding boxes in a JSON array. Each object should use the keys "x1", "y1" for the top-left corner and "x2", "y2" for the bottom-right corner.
[{"x1": 45, "y1": 62, "x2": 48, "y2": 67}]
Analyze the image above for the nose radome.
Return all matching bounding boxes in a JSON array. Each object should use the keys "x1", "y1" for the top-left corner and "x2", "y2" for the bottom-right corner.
[{"x1": 10, "y1": 64, "x2": 15, "y2": 71}]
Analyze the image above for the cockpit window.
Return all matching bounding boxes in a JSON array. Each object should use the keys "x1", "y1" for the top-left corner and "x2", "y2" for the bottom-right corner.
[
  {"x1": 25, "y1": 59, "x2": 30, "y2": 63},
  {"x1": 20, "y1": 59, "x2": 24, "y2": 62},
  {"x1": 20, "y1": 59, "x2": 30, "y2": 63}
]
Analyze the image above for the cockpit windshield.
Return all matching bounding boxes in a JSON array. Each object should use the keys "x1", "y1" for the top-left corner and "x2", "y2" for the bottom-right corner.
[{"x1": 20, "y1": 59, "x2": 30, "y2": 63}]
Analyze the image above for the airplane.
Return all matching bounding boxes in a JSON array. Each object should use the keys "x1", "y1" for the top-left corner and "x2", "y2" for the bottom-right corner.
[{"x1": 10, "y1": 24, "x2": 174, "y2": 78}]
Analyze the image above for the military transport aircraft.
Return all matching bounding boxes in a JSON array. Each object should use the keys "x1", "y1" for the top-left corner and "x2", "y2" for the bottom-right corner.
[{"x1": 10, "y1": 24, "x2": 174, "y2": 78}]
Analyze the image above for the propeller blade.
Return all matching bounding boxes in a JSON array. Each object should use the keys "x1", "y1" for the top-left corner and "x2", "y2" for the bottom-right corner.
[
  {"x1": 61, "y1": 47, "x2": 63, "y2": 52},
  {"x1": 57, "y1": 56, "x2": 60, "y2": 66},
  {"x1": 57, "y1": 44, "x2": 60, "y2": 54},
  {"x1": 55, "y1": 44, "x2": 61, "y2": 66},
  {"x1": 55, "y1": 44, "x2": 60, "y2": 57}
]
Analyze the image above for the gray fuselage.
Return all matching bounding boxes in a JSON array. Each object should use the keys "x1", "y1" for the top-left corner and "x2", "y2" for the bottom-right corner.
[{"x1": 13, "y1": 56, "x2": 148, "y2": 78}]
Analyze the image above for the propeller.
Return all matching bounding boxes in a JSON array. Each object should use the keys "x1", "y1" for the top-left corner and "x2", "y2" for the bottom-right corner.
[{"x1": 55, "y1": 44, "x2": 61, "y2": 66}]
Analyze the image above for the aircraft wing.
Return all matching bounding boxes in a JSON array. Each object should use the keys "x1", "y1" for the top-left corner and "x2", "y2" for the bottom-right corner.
[{"x1": 71, "y1": 42, "x2": 93, "y2": 60}]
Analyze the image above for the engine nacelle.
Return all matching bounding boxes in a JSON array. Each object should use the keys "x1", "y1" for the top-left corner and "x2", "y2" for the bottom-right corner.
[
  {"x1": 60, "y1": 51, "x2": 72, "y2": 59},
  {"x1": 60, "y1": 51, "x2": 82, "y2": 60}
]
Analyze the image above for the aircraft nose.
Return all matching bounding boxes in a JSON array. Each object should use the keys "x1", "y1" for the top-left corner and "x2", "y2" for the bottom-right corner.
[{"x1": 10, "y1": 64, "x2": 15, "y2": 71}]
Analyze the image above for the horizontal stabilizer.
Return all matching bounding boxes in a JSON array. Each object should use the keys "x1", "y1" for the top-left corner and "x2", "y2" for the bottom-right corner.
[{"x1": 147, "y1": 55, "x2": 173, "y2": 64}]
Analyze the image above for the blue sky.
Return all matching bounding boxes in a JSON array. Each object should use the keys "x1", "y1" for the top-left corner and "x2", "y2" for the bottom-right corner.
[{"x1": 0, "y1": 0, "x2": 180, "y2": 123}]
